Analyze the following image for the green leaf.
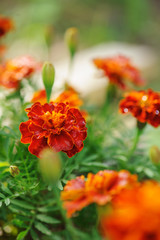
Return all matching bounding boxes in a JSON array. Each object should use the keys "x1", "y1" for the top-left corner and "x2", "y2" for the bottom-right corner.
[
  {"x1": 0, "y1": 193, "x2": 5, "y2": 198},
  {"x1": 34, "y1": 221, "x2": 52, "y2": 236},
  {"x1": 36, "y1": 214, "x2": 60, "y2": 224},
  {"x1": 0, "y1": 201, "x2": 2, "y2": 207},
  {"x1": 11, "y1": 199, "x2": 35, "y2": 210},
  {"x1": 16, "y1": 230, "x2": 28, "y2": 240},
  {"x1": 30, "y1": 229, "x2": 39, "y2": 240}
]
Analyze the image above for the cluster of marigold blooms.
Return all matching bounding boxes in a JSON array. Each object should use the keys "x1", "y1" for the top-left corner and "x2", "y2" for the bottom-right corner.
[
  {"x1": 61, "y1": 170, "x2": 160, "y2": 240},
  {"x1": 2, "y1": 14, "x2": 160, "y2": 239}
]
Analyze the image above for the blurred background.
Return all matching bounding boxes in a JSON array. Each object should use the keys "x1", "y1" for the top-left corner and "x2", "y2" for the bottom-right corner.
[{"x1": 1, "y1": 0, "x2": 160, "y2": 93}]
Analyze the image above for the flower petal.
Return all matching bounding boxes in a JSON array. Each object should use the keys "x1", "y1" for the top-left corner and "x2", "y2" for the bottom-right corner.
[
  {"x1": 48, "y1": 131, "x2": 74, "y2": 152},
  {"x1": 28, "y1": 136, "x2": 48, "y2": 157},
  {"x1": 19, "y1": 120, "x2": 33, "y2": 143}
]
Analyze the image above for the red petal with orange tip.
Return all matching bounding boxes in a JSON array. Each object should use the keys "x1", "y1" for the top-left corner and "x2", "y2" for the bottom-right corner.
[{"x1": 19, "y1": 120, "x2": 33, "y2": 143}]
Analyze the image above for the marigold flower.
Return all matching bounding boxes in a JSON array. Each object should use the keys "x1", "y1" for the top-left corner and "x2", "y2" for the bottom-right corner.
[
  {"x1": 31, "y1": 89, "x2": 47, "y2": 104},
  {"x1": 0, "y1": 16, "x2": 13, "y2": 38},
  {"x1": 119, "y1": 89, "x2": 160, "y2": 127},
  {"x1": 19, "y1": 102, "x2": 87, "y2": 158},
  {"x1": 0, "y1": 45, "x2": 6, "y2": 58},
  {"x1": 31, "y1": 87, "x2": 83, "y2": 108},
  {"x1": 100, "y1": 181, "x2": 160, "y2": 240},
  {"x1": 0, "y1": 56, "x2": 41, "y2": 89},
  {"x1": 93, "y1": 55, "x2": 144, "y2": 89},
  {"x1": 55, "y1": 87, "x2": 83, "y2": 108},
  {"x1": 61, "y1": 170, "x2": 137, "y2": 217}
]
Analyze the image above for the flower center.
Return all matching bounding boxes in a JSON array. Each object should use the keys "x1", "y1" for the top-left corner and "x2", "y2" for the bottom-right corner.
[
  {"x1": 42, "y1": 111, "x2": 65, "y2": 128},
  {"x1": 140, "y1": 95, "x2": 149, "y2": 108}
]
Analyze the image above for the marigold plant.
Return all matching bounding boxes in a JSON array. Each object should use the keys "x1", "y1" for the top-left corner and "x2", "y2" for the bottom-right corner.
[
  {"x1": 93, "y1": 55, "x2": 144, "y2": 89},
  {"x1": 61, "y1": 170, "x2": 138, "y2": 217},
  {"x1": 0, "y1": 56, "x2": 41, "y2": 89},
  {"x1": 100, "y1": 181, "x2": 160, "y2": 240},
  {"x1": 19, "y1": 102, "x2": 87, "y2": 158},
  {"x1": 0, "y1": 15, "x2": 13, "y2": 38},
  {"x1": 31, "y1": 87, "x2": 83, "y2": 108},
  {"x1": 119, "y1": 89, "x2": 160, "y2": 127}
]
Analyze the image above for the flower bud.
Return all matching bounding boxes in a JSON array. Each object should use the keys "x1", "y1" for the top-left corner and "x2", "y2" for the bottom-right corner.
[
  {"x1": 39, "y1": 148, "x2": 61, "y2": 183},
  {"x1": 149, "y1": 145, "x2": 160, "y2": 164},
  {"x1": 9, "y1": 166, "x2": 20, "y2": 177},
  {"x1": 42, "y1": 62, "x2": 55, "y2": 103},
  {"x1": 65, "y1": 27, "x2": 78, "y2": 58}
]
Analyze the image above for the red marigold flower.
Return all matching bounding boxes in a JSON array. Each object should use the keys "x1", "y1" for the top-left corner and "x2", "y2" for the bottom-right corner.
[
  {"x1": 0, "y1": 16, "x2": 13, "y2": 38},
  {"x1": 61, "y1": 170, "x2": 137, "y2": 217},
  {"x1": 100, "y1": 181, "x2": 160, "y2": 240},
  {"x1": 119, "y1": 89, "x2": 160, "y2": 127},
  {"x1": 93, "y1": 55, "x2": 144, "y2": 89},
  {"x1": 19, "y1": 102, "x2": 87, "y2": 158},
  {"x1": 0, "y1": 56, "x2": 41, "y2": 89}
]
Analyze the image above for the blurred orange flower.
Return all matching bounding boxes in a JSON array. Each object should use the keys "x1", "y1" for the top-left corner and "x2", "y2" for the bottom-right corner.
[
  {"x1": 31, "y1": 89, "x2": 47, "y2": 104},
  {"x1": 19, "y1": 102, "x2": 87, "y2": 158},
  {"x1": 100, "y1": 181, "x2": 160, "y2": 240},
  {"x1": 0, "y1": 16, "x2": 13, "y2": 38},
  {"x1": 31, "y1": 87, "x2": 83, "y2": 107},
  {"x1": 0, "y1": 45, "x2": 6, "y2": 58},
  {"x1": 93, "y1": 55, "x2": 144, "y2": 89},
  {"x1": 55, "y1": 87, "x2": 83, "y2": 108},
  {"x1": 0, "y1": 56, "x2": 41, "y2": 89},
  {"x1": 119, "y1": 89, "x2": 160, "y2": 127},
  {"x1": 61, "y1": 170, "x2": 137, "y2": 217}
]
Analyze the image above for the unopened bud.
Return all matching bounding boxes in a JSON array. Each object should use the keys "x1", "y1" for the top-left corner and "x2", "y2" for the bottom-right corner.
[
  {"x1": 39, "y1": 148, "x2": 61, "y2": 183},
  {"x1": 9, "y1": 166, "x2": 20, "y2": 177},
  {"x1": 65, "y1": 27, "x2": 78, "y2": 59},
  {"x1": 42, "y1": 62, "x2": 55, "y2": 103},
  {"x1": 149, "y1": 145, "x2": 160, "y2": 164}
]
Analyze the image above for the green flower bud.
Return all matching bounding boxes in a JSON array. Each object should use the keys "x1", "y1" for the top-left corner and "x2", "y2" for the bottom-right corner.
[
  {"x1": 65, "y1": 27, "x2": 78, "y2": 59},
  {"x1": 9, "y1": 166, "x2": 20, "y2": 177},
  {"x1": 42, "y1": 62, "x2": 55, "y2": 103},
  {"x1": 39, "y1": 148, "x2": 61, "y2": 183},
  {"x1": 149, "y1": 145, "x2": 160, "y2": 164}
]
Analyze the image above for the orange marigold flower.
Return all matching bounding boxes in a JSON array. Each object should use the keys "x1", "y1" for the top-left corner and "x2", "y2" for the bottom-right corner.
[
  {"x1": 100, "y1": 181, "x2": 160, "y2": 240},
  {"x1": 19, "y1": 102, "x2": 87, "y2": 158},
  {"x1": 55, "y1": 87, "x2": 83, "y2": 108},
  {"x1": 0, "y1": 16, "x2": 13, "y2": 38},
  {"x1": 119, "y1": 89, "x2": 160, "y2": 127},
  {"x1": 0, "y1": 45, "x2": 6, "y2": 58},
  {"x1": 93, "y1": 55, "x2": 144, "y2": 89},
  {"x1": 61, "y1": 170, "x2": 137, "y2": 217},
  {"x1": 0, "y1": 56, "x2": 41, "y2": 89},
  {"x1": 31, "y1": 89, "x2": 47, "y2": 104},
  {"x1": 31, "y1": 87, "x2": 83, "y2": 108}
]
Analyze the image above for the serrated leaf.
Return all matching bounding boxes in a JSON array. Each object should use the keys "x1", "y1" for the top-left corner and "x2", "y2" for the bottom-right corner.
[
  {"x1": 0, "y1": 193, "x2": 5, "y2": 198},
  {"x1": 5, "y1": 198, "x2": 10, "y2": 206},
  {"x1": 37, "y1": 204, "x2": 57, "y2": 213},
  {"x1": 36, "y1": 214, "x2": 60, "y2": 224},
  {"x1": 1, "y1": 184, "x2": 12, "y2": 195},
  {"x1": 34, "y1": 221, "x2": 52, "y2": 236},
  {"x1": 11, "y1": 199, "x2": 35, "y2": 210},
  {"x1": 30, "y1": 229, "x2": 39, "y2": 240},
  {"x1": 16, "y1": 230, "x2": 28, "y2": 240}
]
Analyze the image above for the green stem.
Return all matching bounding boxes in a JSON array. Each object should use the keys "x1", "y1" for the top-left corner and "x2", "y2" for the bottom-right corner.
[
  {"x1": 127, "y1": 121, "x2": 146, "y2": 160},
  {"x1": 53, "y1": 186, "x2": 78, "y2": 240}
]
